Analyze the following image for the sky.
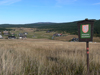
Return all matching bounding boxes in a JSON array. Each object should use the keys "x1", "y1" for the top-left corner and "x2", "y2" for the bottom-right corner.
[{"x1": 0, "y1": 0, "x2": 100, "y2": 24}]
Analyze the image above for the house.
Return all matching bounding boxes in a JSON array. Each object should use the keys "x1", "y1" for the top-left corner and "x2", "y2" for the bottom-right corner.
[
  {"x1": 11, "y1": 33, "x2": 15, "y2": 36},
  {"x1": 19, "y1": 35, "x2": 27, "y2": 39},
  {"x1": 23, "y1": 32, "x2": 28, "y2": 35},
  {"x1": 19, "y1": 36, "x2": 23, "y2": 39},
  {"x1": 0, "y1": 35, "x2": 3, "y2": 39},
  {"x1": 8, "y1": 36, "x2": 16, "y2": 39},
  {"x1": 46, "y1": 30, "x2": 52, "y2": 33},
  {"x1": 53, "y1": 33, "x2": 62, "y2": 37},
  {"x1": 18, "y1": 33, "x2": 27, "y2": 39},
  {"x1": 3, "y1": 31, "x2": 9, "y2": 35},
  {"x1": 19, "y1": 33, "x2": 23, "y2": 36},
  {"x1": 71, "y1": 38, "x2": 79, "y2": 42}
]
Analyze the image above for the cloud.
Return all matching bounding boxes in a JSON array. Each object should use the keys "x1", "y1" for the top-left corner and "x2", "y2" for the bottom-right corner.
[
  {"x1": 0, "y1": 0, "x2": 21, "y2": 5},
  {"x1": 56, "y1": 0, "x2": 77, "y2": 4},
  {"x1": 93, "y1": 2, "x2": 100, "y2": 5}
]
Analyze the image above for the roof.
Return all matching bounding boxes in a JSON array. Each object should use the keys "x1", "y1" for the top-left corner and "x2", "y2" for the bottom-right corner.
[
  {"x1": 3, "y1": 31, "x2": 8, "y2": 33},
  {"x1": 8, "y1": 36, "x2": 16, "y2": 39}
]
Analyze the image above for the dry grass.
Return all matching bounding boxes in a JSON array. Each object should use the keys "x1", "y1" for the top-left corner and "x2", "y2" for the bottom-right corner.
[
  {"x1": 12, "y1": 28, "x2": 36, "y2": 32},
  {"x1": 54, "y1": 35, "x2": 78, "y2": 41},
  {"x1": 55, "y1": 35, "x2": 100, "y2": 42},
  {"x1": 0, "y1": 39, "x2": 100, "y2": 75},
  {"x1": 93, "y1": 37, "x2": 100, "y2": 42}
]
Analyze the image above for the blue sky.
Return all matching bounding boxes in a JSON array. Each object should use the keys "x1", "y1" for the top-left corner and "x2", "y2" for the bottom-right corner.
[{"x1": 0, "y1": 0, "x2": 100, "y2": 24}]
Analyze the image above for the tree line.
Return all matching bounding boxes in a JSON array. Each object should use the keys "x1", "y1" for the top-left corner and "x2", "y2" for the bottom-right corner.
[{"x1": 38, "y1": 20, "x2": 100, "y2": 37}]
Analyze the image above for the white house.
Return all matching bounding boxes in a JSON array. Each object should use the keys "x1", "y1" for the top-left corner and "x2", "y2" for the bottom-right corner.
[
  {"x1": 0, "y1": 35, "x2": 3, "y2": 39},
  {"x1": 23, "y1": 32, "x2": 28, "y2": 35}
]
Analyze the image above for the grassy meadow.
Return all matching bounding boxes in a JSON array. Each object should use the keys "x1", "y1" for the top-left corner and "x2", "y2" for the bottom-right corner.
[
  {"x1": 9, "y1": 28, "x2": 55, "y2": 39},
  {"x1": 0, "y1": 39, "x2": 100, "y2": 75}
]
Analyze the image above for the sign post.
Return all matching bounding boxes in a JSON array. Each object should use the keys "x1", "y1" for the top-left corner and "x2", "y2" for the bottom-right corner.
[
  {"x1": 77, "y1": 19, "x2": 94, "y2": 75},
  {"x1": 86, "y1": 41, "x2": 89, "y2": 75}
]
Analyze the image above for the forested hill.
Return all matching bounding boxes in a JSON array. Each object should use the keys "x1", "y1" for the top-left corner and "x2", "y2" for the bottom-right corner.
[
  {"x1": 39, "y1": 21, "x2": 78, "y2": 34},
  {"x1": 94, "y1": 20, "x2": 100, "y2": 36},
  {"x1": 0, "y1": 22, "x2": 57, "y2": 28},
  {"x1": 38, "y1": 20, "x2": 100, "y2": 37}
]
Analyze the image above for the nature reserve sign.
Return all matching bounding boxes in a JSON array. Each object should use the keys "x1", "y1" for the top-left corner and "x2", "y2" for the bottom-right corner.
[
  {"x1": 77, "y1": 19, "x2": 94, "y2": 42},
  {"x1": 81, "y1": 24, "x2": 91, "y2": 38},
  {"x1": 77, "y1": 19, "x2": 94, "y2": 75}
]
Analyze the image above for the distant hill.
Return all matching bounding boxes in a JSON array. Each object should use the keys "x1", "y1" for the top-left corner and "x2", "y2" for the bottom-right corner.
[{"x1": 0, "y1": 22, "x2": 57, "y2": 28}]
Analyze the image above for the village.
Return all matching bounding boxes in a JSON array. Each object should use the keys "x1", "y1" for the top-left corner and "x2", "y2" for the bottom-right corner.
[
  {"x1": 0, "y1": 28, "x2": 79, "y2": 42},
  {"x1": 0, "y1": 30, "x2": 27, "y2": 39},
  {"x1": 0, "y1": 28, "x2": 99, "y2": 42}
]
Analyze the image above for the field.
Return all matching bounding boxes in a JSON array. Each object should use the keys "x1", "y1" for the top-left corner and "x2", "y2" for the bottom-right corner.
[{"x1": 0, "y1": 39, "x2": 100, "y2": 75}]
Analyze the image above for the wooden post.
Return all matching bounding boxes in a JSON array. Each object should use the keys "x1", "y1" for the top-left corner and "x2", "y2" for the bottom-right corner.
[{"x1": 86, "y1": 41, "x2": 89, "y2": 75}]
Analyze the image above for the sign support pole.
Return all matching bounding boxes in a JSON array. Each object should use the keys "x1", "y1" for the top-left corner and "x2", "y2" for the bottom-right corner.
[{"x1": 86, "y1": 41, "x2": 89, "y2": 75}]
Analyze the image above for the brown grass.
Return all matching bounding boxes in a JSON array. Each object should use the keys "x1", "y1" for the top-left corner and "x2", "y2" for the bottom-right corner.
[
  {"x1": 93, "y1": 37, "x2": 100, "y2": 42},
  {"x1": 0, "y1": 39, "x2": 100, "y2": 75},
  {"x1": 54, "y1": 35, "x2": 78, "y2": 41},
  {"x1": 55, "y1": 34, "x2": 100, "y2": 42}
]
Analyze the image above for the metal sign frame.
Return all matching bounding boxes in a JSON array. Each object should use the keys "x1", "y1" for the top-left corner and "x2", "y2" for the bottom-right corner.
[{"x1": 77, "y1": 19, "x2": 94, "y2": 42}]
